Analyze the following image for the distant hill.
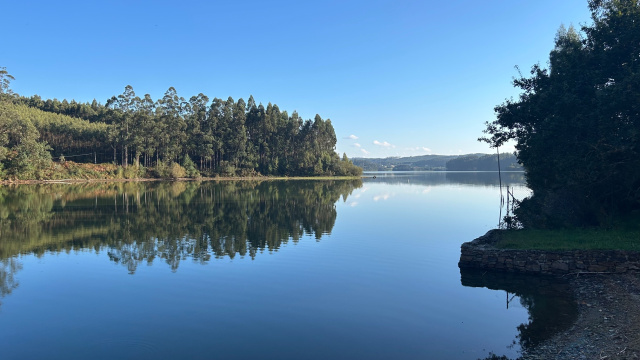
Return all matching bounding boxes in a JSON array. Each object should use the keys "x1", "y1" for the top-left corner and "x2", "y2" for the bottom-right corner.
[{"x1": 352, "y1": 153, "x2": 522, "y2": 171}]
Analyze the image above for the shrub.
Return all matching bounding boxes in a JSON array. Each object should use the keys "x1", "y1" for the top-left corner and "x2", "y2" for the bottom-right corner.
[
  {"x1": 123, "y1": 165, "x2": 144, "y2": 179},
  {"x1": 153, "y1": 160, "x2": 170, "y2": 178},
  {"x1": 169, "y1": 162, "x2": 186, "y2": 178},
  {"x1": 182, "y1": 155, "x2": 199, "y2": 178},
  {"x1": 116, "y1": 166, "x2": 124, "y2": 179}
]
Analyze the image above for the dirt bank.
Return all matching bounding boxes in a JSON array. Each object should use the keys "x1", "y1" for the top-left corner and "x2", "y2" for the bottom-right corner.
[{"x1": 522, "y1": 272, "x2": 640, "y2": 359}]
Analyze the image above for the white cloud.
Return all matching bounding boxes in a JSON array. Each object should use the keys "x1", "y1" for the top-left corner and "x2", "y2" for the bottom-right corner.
[
  {"x1": 405, "y1": 146, "x2": 432, "y2": 153},
  {"x1": 360, "y1": 148, "x2": 370, "y2": 155},
  {"x1": 344, "y1": 134, "x2": 359, "y2": 140},
  {"x1": 373, "y1": 194, "x2": 391, "y2": 201},
  {"x1": 373, "y1": 140, "x2": 395, "y2": 148},
  {"x1": 354, "y1": 143, "x2": 361, "y2": 148}
]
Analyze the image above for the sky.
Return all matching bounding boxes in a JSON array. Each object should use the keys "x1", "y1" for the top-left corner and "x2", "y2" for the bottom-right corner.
[{"x1": 3, "y1": 0, "x2": 593, "y2": 158}]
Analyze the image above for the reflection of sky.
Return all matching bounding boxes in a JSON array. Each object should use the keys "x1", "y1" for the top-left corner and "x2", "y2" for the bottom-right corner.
[
  {"x1": 334, "y1": 173, "x2": 531, "y2": 359},
  {"x1": 1, "y1": 173, "x2": 534, "y2": 360}
]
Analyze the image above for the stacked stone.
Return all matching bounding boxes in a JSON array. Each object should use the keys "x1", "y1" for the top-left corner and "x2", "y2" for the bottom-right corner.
[{"x1": 459, "y1": 230, "x2": 640, "y2": 275}]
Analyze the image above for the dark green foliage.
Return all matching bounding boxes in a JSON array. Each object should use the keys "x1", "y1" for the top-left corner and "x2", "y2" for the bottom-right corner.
[
  {"x1": 182, "y1": 155, "x2": 199, "y2": 178},
  {"x1": 482, "y1": 0, "x2": 640, "y2": 227},
  {"x1": 0, "y1": 69, "x2": 362, "y2": 179},
  {"x1": 0, "y1": 102, "x2": 53, "y2": 179}
]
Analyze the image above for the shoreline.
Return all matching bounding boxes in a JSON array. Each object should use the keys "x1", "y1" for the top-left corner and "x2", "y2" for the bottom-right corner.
[
  {"x1": 0, "y1": 175, "x2": 366, "y2": 185},
  {"x1": 460, "y1": 230, "x2": 640, "y2": 358},
  {"x1": 460, "y1": 231, "x2": 640, "y2": 359},
  {"x1": 520, "y1": 272, "x2": 640, "y2": 359}
]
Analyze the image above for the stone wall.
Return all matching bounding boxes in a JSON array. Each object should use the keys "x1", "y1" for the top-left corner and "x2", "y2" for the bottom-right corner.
[{"x1": 459, "y1": 230, "x2": 640, "y2": 275}]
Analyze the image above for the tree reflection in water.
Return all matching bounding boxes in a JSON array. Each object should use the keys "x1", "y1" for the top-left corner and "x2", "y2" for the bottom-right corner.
[
  {"x1": 0, "y1": 258, "x2": 22, "y2": 308},
  {"x1": 460, "y1": 268, "x2": 578, "y2": 353},
  {"x1": 0, "y1": 180, "x2": 362, "y2": 274}
]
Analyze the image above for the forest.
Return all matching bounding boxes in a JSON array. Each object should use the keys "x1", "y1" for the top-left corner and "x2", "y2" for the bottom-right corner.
[
  {"x1": 482, "y1": 0, "x2": 640, "y2": 228},
  {"x1": 445, "y1": 153, "x2": 521, "y2": 171},
  {"x1": 352, "y1": 153, "x2": 522, "y2": 171},
  {"x1": 0, "y1": 71, "x2": 362, "y2": 180}
]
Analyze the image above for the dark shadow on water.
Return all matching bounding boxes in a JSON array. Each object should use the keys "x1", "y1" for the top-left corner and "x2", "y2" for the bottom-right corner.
[{"x1": 460, "y1": 268, "x2": 578, "y2": 353}]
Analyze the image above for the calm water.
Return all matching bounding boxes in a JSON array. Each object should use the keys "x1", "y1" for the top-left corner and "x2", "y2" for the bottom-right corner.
[{"x1": 0, "y1": 172, "x2": 576, "y2": 359}]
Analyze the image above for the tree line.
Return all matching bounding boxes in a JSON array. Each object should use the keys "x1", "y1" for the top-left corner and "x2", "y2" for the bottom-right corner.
[
  {"x1": 481, "y1": 0, "x2": 640, "y2": 227},
  {"x1": 445, "y1": 153, "x2": 521, "y2": 171},
  {"x1": 0, "y1": 70, "x2": 361, "y2": 179}
]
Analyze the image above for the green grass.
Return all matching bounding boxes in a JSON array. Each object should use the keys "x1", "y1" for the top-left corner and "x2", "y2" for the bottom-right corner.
[{"x1": 496, "y1": 228, "x2": 640, "y2": 251}]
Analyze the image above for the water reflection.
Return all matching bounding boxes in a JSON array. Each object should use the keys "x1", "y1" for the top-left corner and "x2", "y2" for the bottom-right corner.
[
  {"x1": 0, "y1": 180, "x2": 362, "y2": 274},
  {"x1": 0, "y1": 174, "x2": 579, "y2": 359},
  {"x1": 364, "y1": 171, "x2": 525, "y2": 187},
  {"x1": 460, "y1": 268, "x2": 578, "y2": 352},
  {"x1": 0, "y1": 258, "x2": 22, "y2": 308}
]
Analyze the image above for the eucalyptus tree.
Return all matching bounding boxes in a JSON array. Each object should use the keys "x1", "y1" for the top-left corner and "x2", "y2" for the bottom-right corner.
[
  {"x1": 156, "y1": 87, "x2": 187, "y2": 163},
  {"x1": 0, "y1": 67, "x2": 14, "y2": 99},
  {"x1": 257, "y1": 103, "x2": 278, "y2": 174},
  {"x1": 131, "y1": 94, "x2": 156, "y2": 167},
  {"x1": 106, "y1": 85, "x2": 138, "y2": 166},
  {"x1": 185, "y1": 93, "x2": 209, "y2": 168},
  {"x1": 282, "y1": 110, "x2": 303, "y2": 174},
  {"x1": 245, "y1": 98, "x2": 264, "y2": 172},
  {"x1": 208, "y1": 97, "x2": 225, "y2": 170},
  {"x1": 0, "y1": 65, "x2": 362, "y2": 178},
  {"x1": 217, "y1": 97, "x2": 239, "y2": 173},
  {"x1": 231, "y1": 98, "x2": 248, "y2": 170}
]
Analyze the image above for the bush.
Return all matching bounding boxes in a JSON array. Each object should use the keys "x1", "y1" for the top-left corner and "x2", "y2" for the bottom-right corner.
[
  {"x1": 8, "y1": 141, "x2": 52, "y2": 179},
  {"x1": 116, "y1": 166, "x2": 124, "y2": 179},
  {"x1": 153, "y1": 160, "x2": 170, "y2": 178},
  {"x1": 123, "y1": 165, "x2": 144, "y2": 179},
  {"x1": 169, "y1": 162, "x2": 186, "y2": 178},
  {"x1": 182, "y1": 155, "x2": 199, "y2": 178},
  {"x1": 218, "y1": 161, "x2": 237, "y2": 177}
]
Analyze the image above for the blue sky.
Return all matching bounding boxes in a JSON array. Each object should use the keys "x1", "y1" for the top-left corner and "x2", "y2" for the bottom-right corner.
[{"x1": 4, "y1": 0, "x2": 592, "y2": 158}]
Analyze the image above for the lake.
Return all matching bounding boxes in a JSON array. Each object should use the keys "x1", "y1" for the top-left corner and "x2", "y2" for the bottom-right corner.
[{"x1": 0, "y1": 172, "x2": 576, "y2": 359}]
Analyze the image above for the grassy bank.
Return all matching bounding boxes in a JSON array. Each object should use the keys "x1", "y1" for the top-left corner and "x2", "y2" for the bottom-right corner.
[
  {"x1": 496, "y1": 227, "x2": 640, "y2": 251},
  {"x1": 0, "y1": 161, "x2": 363, "y2": 184}
]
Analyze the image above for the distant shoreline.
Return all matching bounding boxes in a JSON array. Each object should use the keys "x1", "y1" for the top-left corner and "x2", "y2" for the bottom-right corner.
[
  {"x1": 0, "y1": 170, "x2": 528, "y2": 185},
  {"x1": 0, "y1": 175, "x2": 364, "y2": 185}
]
